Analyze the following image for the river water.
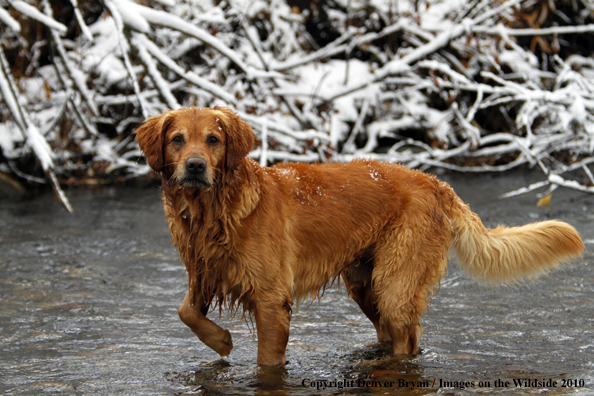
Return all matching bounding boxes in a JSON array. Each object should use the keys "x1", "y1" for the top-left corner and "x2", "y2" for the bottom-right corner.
[{"x1": 1, "y1": 170, "x2": 592, "y2": 395}]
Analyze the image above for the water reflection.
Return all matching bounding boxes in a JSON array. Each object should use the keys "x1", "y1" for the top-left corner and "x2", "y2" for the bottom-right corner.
[{"x1": 169, "y1": 347, "x2": 439, "y2": 395}]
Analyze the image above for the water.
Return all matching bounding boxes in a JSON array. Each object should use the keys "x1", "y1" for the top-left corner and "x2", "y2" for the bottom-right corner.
[{"x1": 1, "y1": 170, "x2": 593, "y2": 395}]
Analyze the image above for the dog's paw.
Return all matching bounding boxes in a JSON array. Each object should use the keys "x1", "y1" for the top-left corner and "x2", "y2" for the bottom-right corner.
[{"x1": 216, "y1": 329, "x2": 233, "y2": 357}]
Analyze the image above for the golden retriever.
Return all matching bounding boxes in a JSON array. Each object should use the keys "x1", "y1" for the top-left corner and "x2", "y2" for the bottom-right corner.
[{"x1": 135, "y1": 106, "x2": 584, "y2": 366}]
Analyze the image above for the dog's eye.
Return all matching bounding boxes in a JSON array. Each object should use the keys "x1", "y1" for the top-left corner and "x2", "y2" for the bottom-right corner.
[
  {"x1": 172, "y1": 136, "x2": 184, "y2": 144},
  {"x1": 208, "y1": 136, "x2": 219, "y2": 145}
]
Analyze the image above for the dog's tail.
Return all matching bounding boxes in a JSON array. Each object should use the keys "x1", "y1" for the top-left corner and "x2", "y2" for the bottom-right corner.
[{"x1": 446, "y1": 193, "x2": 584, "y2": 284}]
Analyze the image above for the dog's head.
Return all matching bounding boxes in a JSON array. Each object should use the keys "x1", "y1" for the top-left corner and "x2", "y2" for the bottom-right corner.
[{"x1": 135, "y1": 106, "x2": 255, "y2": 190}]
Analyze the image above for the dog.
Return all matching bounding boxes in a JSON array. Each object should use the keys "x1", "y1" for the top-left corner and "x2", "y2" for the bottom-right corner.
[{"x1": 135, "y1": 106, "x2": 584, "y2": 366}]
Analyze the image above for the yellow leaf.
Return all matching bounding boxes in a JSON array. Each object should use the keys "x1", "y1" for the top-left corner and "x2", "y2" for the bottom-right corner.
[{"x1": 536, "y1": 193, "x2": 552, "y2": 206}]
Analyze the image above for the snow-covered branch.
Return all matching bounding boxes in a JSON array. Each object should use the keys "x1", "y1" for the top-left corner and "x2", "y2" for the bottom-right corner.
[{"x1": 0, "y1": 45, "x2": 72, "y2": 212}]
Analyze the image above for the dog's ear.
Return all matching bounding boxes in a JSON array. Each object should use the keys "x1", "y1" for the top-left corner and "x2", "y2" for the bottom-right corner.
[
  {"x1": 214, "y1": 106, "x2": 255, "y2": 171},
  {"x1": 134, "y1": 111, "x2": 174, "y2": 172}
]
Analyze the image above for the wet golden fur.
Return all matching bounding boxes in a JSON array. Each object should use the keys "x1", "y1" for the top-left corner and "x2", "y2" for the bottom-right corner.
[{"x1": 135, "y1": 106, "x2": 584, "y2": 366}]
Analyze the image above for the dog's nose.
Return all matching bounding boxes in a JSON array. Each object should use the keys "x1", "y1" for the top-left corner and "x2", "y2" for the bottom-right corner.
[{"x1": 185, "y1": 157, "x2": 207, "y2": 173}]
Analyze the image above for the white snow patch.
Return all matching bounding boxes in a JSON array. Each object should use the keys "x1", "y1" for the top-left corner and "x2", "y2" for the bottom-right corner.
[
  {"x1": 111, "y1": 0, "x2": 151, "y2": 33},
  {"x1": 18, "y1": 77, "x2": 47, "y2": 104},
  {"x1": 10, "y1": 0, "x2": 67, "y2": 35},
  {"x1": 498, "y1": 49, "x2": 539, "y2": 80},
  {"x1": 0, "y1": 122, "x2": 24, "y2": 159}
]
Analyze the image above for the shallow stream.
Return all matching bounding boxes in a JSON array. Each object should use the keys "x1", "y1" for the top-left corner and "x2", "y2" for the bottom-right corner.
[{"x1": 1, "y1": 170, "x2": 593, "y2": 395}]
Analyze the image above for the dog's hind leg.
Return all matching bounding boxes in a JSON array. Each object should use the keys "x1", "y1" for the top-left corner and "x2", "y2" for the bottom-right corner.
[
  {"x1": 372, "y1": 260, "x2": 435, "y2": 354},
  {"x1": 178, "y1": 289, "x2": 233, "y2": 357},
  {"x1": 342, "y1": 255, "x2": 391, "y2": 342},
  {"x1": 253, "y1": 296, "x2": 292, "y2": 366},
  {"x1": 372, "y1": 214, "x2": 450, "y2": 355}
]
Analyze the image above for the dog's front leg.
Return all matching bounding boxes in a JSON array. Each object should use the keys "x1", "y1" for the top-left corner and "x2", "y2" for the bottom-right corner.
[
  {"x1": 178, "y1": 289, "x2": 233, "y2": 357},
  {"x1": 254, "y1": 299, "x2": 292, "y2": 366}
]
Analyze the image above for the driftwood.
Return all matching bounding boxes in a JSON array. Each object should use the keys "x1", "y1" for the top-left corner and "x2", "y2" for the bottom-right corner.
[{"x1": 2, "y1": 0, "x2": 594, "y2": 209}]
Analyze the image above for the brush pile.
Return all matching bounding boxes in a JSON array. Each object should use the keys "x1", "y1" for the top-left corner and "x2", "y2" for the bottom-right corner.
[{"x1": 2, "y1": 0, "x2": 594, "y2": 209}]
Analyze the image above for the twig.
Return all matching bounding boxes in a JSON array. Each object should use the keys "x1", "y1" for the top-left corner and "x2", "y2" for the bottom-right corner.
[
  {"x1": 133, "y1": 33, "x2": 181, "y2": 110},
  {"x1": 259, "y1": 118, "x2": 268, "y2": 167},
  {"x1": 341, "y1": 98, "x2": 370, "y2": 154},
  {"x1": 41, "y1": 0, "x2": 98, "y2": 116},
  {"x1": 0, "y1": 7, "x2": 21, "y2": 32},
  {"x1": 104, "y1": 0, "x2": 149, "y2": 117},
  {"x1": 472, "y1": 23, "x2": 594, "y2": 36},
  {"x1": 68, "y1": 0, "x2": 93, "y2": 41},
  {"x1": 8, "y1": 0, "x2": 67, "y2": 35},
  {"x1": 134, "y1": 34, "x2": 236, "y2": 105}
]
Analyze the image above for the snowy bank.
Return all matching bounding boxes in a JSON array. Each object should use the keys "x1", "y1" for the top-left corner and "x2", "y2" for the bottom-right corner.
[{"x1": 2, "y1": 0, "x2": 594, "y2": 207}]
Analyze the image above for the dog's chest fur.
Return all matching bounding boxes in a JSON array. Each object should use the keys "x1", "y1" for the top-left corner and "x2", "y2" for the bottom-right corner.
[{"x1": 161, "y1": 174, "x2": 261, "y2": 308}]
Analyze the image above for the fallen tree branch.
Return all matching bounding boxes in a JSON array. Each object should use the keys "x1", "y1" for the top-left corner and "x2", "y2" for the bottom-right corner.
[{"x1": 0, "y1": 45, "x2": 73, "y2": 213}]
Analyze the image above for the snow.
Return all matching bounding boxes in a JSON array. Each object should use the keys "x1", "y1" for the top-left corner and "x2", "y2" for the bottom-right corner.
[
  {"x1": 110, "y1": 0, "x2": 151, "y2": 34},
  {"x1": 134, "y1": 33, "x2": 237, "y2": 104},
  {"x1": 23, "y1": 124, "x2": 54, "y2": 171},
  {"x1": 9, "y1": 0, "x2": 67, "y2": 35},
  {"x1": 78, "y1": 19, "x2": 127, "y2": 89},
  {"x1": 19, "y1": 77, "x2": 47, "y2": 103},
  {"x1": 0, "y1": 62, "x2": 25, "y2": 129},
  {"x1": 0, "y1": 122, "x2": 23, "y2": 159},
  {"x1": 134, "y1": 33, "x2": 181, "y2": 110},
  {"x1": 98, "y1": 56, "x2": 129, "y2": 88},
  {"x1": 498, "y1": 50, "x2": 539, "y2": 81},
  {"x1": 125, "y1": 0, "x2": 250, "y2": 74},
  {"x1": 0, "y1": 7, "x2": 20, "y2": 32}
]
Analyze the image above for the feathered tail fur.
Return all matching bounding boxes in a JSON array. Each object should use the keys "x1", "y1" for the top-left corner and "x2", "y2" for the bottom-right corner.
[{"x1": 448, "y1": 195, "x2": 584, "y2": 284}]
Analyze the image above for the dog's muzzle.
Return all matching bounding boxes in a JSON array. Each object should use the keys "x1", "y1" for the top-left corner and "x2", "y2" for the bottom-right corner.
[{"x1": 178, "y1": 157, "x2": 211, "y2": 188}]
